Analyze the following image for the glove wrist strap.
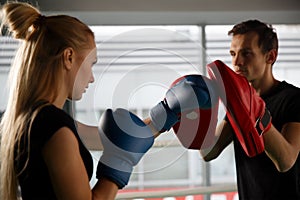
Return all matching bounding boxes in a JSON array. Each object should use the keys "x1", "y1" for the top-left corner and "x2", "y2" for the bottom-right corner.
[
  {"x1": 150, "y1": 101, "x2": 179, "y2": 132},
  {"x1": 255, "y1": 108, "x2": 272, "y2": 135}
]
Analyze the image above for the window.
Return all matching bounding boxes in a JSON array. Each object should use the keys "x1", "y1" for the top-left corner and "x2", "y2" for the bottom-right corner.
[{"x1": 206, "y1": 25, "x2": 300, "y2": 86}]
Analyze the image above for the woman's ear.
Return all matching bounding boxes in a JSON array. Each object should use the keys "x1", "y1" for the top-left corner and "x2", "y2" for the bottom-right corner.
[{"x1": 63, "y1": 47, "x2": 74, "y2": 70}]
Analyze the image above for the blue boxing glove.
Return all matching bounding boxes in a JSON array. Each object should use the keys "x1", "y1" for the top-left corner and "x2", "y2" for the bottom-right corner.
[
  {"x1": 150, "y1": 75, "x2": 217, "y2": 132},
  {"x1": 96, "y1": 108, "x2": 154, "y2": 189}
]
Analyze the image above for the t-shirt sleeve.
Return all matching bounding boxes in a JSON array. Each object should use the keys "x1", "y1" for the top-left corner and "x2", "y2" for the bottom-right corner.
[
  {"x1": 30, "y1": 106, "x2": 76, "y2": 151},
  {"x1": 284, "y1": 92, "x2": 300, "y2": 123}
]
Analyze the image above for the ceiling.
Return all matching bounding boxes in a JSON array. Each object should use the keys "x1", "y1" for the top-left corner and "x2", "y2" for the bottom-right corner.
[{"x1": 1, "y1": 0, "x2": 300, "y2": 25}]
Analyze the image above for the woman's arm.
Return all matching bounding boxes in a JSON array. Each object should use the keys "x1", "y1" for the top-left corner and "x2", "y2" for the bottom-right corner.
[
  {"x1": 76, "y1": 121, "x2": 103, "y2": 150},
  {"x1": 143, "y1": 117, "x2": 163, "y2": 138},
  {"x1": 200, "y1": 120, "x2": 233, "y2": 161},
  {"x1": 43, "y1": 127, "x2": 120, "y2": 200},
  {"x1": 76, "y1": 117, "x2": 162, "y2": 151},
  {"x1": 92, "y1": 178, "x2": 118, "y2": 200}
]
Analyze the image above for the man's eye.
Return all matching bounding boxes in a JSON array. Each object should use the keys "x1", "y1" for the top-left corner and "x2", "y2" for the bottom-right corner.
[{"x1": 243, "y1": 51, "x2": 251, "y2": 57}]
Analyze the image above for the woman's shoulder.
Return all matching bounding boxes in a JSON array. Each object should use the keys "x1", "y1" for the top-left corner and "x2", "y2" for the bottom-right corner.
[
  {"x1": 31, "y1": 103, "x2": 77, "y2": 144},
  {"x1": 35, "y1": 104, "x2": 74, "y2": 126}
]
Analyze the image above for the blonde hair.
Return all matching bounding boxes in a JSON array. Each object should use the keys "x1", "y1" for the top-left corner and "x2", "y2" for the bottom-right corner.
[{"x1": 0, "y1": 2, "x2": 94, "y2": 199}]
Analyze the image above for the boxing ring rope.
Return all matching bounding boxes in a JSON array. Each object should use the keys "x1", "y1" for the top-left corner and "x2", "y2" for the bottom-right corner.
[{"x1": 116, "y1": 184, "x2": 237, "y2": 199}]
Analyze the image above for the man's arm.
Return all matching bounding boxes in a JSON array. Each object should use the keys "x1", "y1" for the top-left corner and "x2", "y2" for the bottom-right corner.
[{"x1": 264, "y1": 122, "x2": 300, "y2": 172}]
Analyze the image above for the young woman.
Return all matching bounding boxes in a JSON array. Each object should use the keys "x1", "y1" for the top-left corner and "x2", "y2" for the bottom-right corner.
[
  {"x1": 1, "y1": 2, "x2": 217, "y2": 199},
  {"x1": 0, "y1": 2, "x2": 156, "y2": 200}
]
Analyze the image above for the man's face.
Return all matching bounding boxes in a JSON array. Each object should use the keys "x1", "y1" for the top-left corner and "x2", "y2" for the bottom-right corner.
[{"x1": 229, "y1": 32, "x2": 269, "y2": 83}]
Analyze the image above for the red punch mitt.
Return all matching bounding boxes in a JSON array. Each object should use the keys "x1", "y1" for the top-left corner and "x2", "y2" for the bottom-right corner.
[
  {"x1": 207, "y1": 60, "x2": 272, "y2": 157},
  {"x1": 172, "y1": 105, "x2": 219, "y2": 149},
  {"x1": 171, "y1": 76, "x2": 219, "y2": 150}
]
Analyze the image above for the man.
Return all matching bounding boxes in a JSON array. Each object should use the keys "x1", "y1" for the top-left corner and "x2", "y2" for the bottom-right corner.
[{"x1": 201, "y1": 20, "x2": 300, "y2": 199}]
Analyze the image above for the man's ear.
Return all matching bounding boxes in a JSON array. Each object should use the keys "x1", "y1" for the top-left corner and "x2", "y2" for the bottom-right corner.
[
  {"x1": 266, "y1": 49, "x2": 277, "y2": 65},
  {"x1": 63, "y1": 47, "x2": 74, "y2": 70}
]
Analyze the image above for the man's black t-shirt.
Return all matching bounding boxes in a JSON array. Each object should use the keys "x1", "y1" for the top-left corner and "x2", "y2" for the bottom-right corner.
[
  {"x1": 16, "y1": 104, "x2": 93, "y2": 200},
  {"x1": 234, "y1": 81, "x2": 300, "y2": 200}
]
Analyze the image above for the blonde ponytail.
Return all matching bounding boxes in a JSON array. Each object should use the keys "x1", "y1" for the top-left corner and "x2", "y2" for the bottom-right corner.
[
  {"x1": 1, "y1": 2, "x2": 41, "y2": 40},
  {"x1": 0, "y1": 3, "x2": 41, "y2": 199},
  {"x1": 0, "y1": 2, "x2": 94, "y2": 200}
]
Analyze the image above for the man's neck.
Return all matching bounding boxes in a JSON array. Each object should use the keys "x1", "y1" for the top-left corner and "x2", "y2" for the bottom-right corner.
[{"x1": 250, "y1": 76, "x2": 279, "y2": 97}]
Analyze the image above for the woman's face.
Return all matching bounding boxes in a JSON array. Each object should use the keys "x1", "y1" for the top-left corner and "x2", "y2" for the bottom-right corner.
[{"x1": 70, "y1": 38, "x2": 97, "y2": 100}]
